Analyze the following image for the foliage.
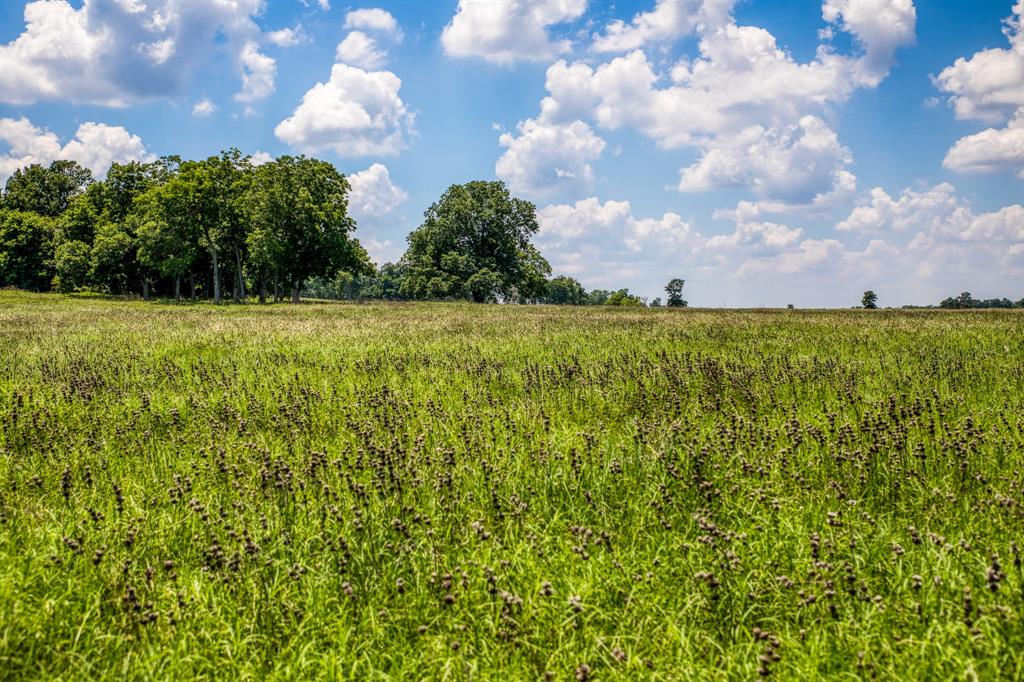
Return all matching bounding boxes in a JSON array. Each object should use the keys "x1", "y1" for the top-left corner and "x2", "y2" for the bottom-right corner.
[
  {"x1": 0, "y1": 209, "x2": 54, "y2": 290},
  {"x1": 1, "y1": 160, "x2": 92, "y2": 217},
  {"x1": 400, "y1": 181, "x2": 550, "y2": 302},
  {"x1": 53, "y1": 239, "x2": 92, "y2": 292},
  {"x1": 544, "y1": 275, "x2": 586, "y2": 305},
  {"x1": 862, "y1": 290, "x2": 879, "y2": 309},
  {"x1": 605, "y1": 288, "x2": 645, "y2": 306},
  {"x1": 1, "y1": 293, "x2": 1022, "y2": 679},
  {"x1": 939, "y1": 292, "x2": 1021, "y2": 309},
  {"x1": 665, "y1": 278, "x2": 688, "y2": 307}
]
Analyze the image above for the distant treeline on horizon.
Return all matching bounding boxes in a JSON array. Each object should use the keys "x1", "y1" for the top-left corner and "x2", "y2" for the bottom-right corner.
[{"x1": 0, "y1": 154, "x2": 1019, "y2": 310}]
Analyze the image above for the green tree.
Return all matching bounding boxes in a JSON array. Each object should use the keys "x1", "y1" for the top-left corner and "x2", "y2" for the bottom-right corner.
[
  {"x1": 400, "y1": 181, "x2": 550, "y2": 302},
  {"x1": 665, "y1": 278, "x2": 688, "y2": 307},
  {"x1": 135, "y1": 182, "x2": 200, "y2": 302},
  {"x1": 53, "y1": 240, "x2": 92, "y2": 292},
  {"x1": 90, "y1": 220, "x2": 141, "y2": 296},
  {"x1": 606, "y1": 289, "x2": 645, "y2": 307},
  {"x1": 2, "y1": 161, "x2": 93, "y2": 217},
  {"x1": 0, "y1": 209, "x2": 55, "y2": 290},
  {"x1": 246, "y1": 156, "x2": 369, "y2": 303},
  {"x1": 862, "y1": 290, "x2": 878, "y2": 309},
  {"x1": 545, "y1": 275, "x2": 586, "y2": 305}
]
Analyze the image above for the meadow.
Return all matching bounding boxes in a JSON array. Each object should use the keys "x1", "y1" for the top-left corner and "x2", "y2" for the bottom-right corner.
[{"x1": 0, "y1": 290, "x2": 1022, "y2": 680}]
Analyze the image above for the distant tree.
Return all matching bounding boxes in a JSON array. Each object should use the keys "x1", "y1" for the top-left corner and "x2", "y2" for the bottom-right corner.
[
  {"x1": 400, "y1": 181, "x2": 550, "y2": 302},
  {"x1": 862, "y1": 290, "x2": 878, "y2": 309},
  {"x1": 665, "y1": 278, "x2": 688, "y2": 307},
  {"x1": 0, "y1": 210, "x2": 54, "y2": 290},
  {"x1": 545, "y1": 275, "x2": 586, "y2": 305},
  {"x1": 787, "y1": 303, "x2": 795, "y2": 309},
  {"x1": 650, "y1": 297, "x2": 662, "y2": 307},
  {"x1": 585, "y1": 289, "x2": 611, "y2": 306},
  {"x1": 2, "y1": 161, "x2": 92, "y2": 217},
  {"x1": 606, "y1": 288, "x2": 644, "y2": 307},
  {"x1": 361, "y1": 262, "x2": 407, "y2": 300}
]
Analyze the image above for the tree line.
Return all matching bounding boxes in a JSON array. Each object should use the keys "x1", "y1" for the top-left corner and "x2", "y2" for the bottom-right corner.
[{"x1": 0, "y1": 154, "x2": 689, "y2": 307}]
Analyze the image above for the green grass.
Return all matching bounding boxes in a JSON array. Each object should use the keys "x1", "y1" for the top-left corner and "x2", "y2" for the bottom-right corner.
[{"x1": 1, "y1": 290, "x2": 1022, "y2": 680}]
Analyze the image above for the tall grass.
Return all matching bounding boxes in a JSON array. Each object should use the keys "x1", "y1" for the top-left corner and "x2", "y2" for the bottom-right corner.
[{"x1": 1, "y1": 290, "x2": 1022, "y2": 679}]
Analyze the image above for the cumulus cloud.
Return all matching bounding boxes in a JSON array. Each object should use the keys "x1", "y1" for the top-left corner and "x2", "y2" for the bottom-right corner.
[
  {"x1": 0, "y1": 0, "x2": 270, "y2": 106},
  {"x1": 943, "y1": 109, "x2": 1024, "y2": 177},
  {"x1": 344, "y1": 8, "x2": 403, "y2": 39},
  {"x1": 0, "y1": 116, "x2": 152, "y2": 183},
  {"x1": 192, "y1": 99, "x2": 217, "y2": 117},
  {"x1": 530, "y1": 176, "x2": 1021, "y2": 306},
  {"x1": 678, "y1": 116, "x2": 852, "y2": 202},
  {"x1": 821, "y1": 0, "x2": 916, "y2": 86},
  {"x1": 496, "y1": 120, "x2": 605, "y2": 197},
  {"x1": 347, "y1": 163, "x2": 407, "y2": 219},
  {"x1": 935, "y1": 3, "x2": 1024, "y2": 178},
  {"x1": 266, "y1": 25, "x2": 310, "y2": 47},
  {"x1": 250, "y1": 151, "x2": 273, "y2": 165},
  {"x1": 536, "y1": 197, "x2": 704, "y2": 289},
  {"x1": 501, "y1": 1, "x2": 914, "y2": 205},
  {"x1": 592, "y1": 0, "x2": 735, "y2": 52},
  {"x1": 274, "y1": 63, "x2": 414, "y2": 157},
  {"x1": 337, "y1": 31, "x2": 388, "y2": 70},
  {"x1": 235, "y1": 42, "x2": 276, "y2": 102},
  {"x1": 934, "y1": 1, "x2": 1024, "y2": 124},
  {"x1": 441, "y1": 0, "x2": 587, "y2": 64}
]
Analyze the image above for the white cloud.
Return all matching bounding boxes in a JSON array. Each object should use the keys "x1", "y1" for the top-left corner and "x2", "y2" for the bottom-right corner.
[
  {"x1": 192, "y1": 99, "x2": 217, "y2": 117},
  {"x1": 250, "y1": 151, "x2": 273, "y2": 165},
  {"x1": 678, "y1": 116, "x2": 852, "y2": 202},
  {"x1": 821, "y1": 0, "x2": 916, "y2": 86},
  {"x1": 336, "y1": 31, "x2": 388, "y2": 69},
  {"x1": 344, "y1": 8, "x2": 402, "y2": 40},
  {"x1": 347, "y1": 163, "x2": 407, "y2": 218},
  {"x1": 267, "y1": 25, "x2": 309, "y2": 47},
  {"x1": 0, "y1": 0, "x2": 266, "y2": 106},
  {"x1": 275, "y1": 63, "x2": 414, "y2": 157},
  {"x1": 943, "y1": 109, "x2": 1024, "y2": 177},
  {"x1": 536, "y1": 197, "x2": 703, "y2": 289},
  {"x1": 836, "y1": 183, "x2": 969, "y2": 233},
  {"x1": 235, "y1": 42, "x2": 276, "y2": 102},
  {"x1": 496, "y1": 119, "x2": 605, "y2": 197},
  {"x1": 441, "y1": 0, "x2": 587, "y2": 65},
  {"x1": 0, "y1": 116, "x2": 153, "y2": 184},
  {"x1": 935, "y1": 3, "x2": 1024, "y2": 178},
  {"x1": 592, "y1": 0, "x2": 735, "y2": 53},
  {"x1": 508, "y1": 1, "x2": 914, "y2": 202},
  {"x1": 934, "y1": 1, "x2": 1024, "y2": 124}
]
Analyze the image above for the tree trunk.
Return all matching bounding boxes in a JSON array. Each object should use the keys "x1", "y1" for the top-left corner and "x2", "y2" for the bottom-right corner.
[
  {"x1": 142, "y1": 278, "x2": 149, "y2": 301},
  {"x1": 235, "y1": 249, "x2": 246, "y2": 300},
  {"x1": 174, "y1": 275, "x2": 181, "y2": 303},
  {"x1": 190, "y1": 273, "x2": 196, "y2": 301},
  {"x1": 258, "y1": 272, "x2": 267, "y2": 304},
  {"x1": 211, "y1": 249, "x2": 221, "y2": 304},
  {"x1": 274, "y1": 272, "x2": 281, "y2": 302},
  {"x1": 291, "y1": 278, "x2": 301, "y2": 304}
]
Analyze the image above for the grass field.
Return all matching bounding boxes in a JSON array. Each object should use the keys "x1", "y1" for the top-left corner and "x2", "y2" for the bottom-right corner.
[{"x1": 1, "y1": 290, "x2": 1022, "y2": 680}]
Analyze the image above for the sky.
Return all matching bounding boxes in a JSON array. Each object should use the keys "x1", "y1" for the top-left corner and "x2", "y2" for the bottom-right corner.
[{"x1": 1, "y1": 0, "x2": 1021, "y2": 307}]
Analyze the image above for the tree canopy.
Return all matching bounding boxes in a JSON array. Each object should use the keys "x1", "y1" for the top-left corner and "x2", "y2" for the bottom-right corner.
[{"x1": 399, "y1": 181, "x2": 550, "y2": 303}]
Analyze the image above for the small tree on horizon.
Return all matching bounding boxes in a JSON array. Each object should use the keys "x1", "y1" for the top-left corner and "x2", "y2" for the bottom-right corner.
[
  {"x1": 665, "y1": 278, "x2": 687, "y2": 307},
  {"x1": 862, "y1": 290, "x2": 878, "y2": 309}
]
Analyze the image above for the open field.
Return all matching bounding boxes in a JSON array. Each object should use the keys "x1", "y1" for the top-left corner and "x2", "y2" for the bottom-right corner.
[{"x1": 1, "y1": 291, "x2": 1022, "y2": 679}]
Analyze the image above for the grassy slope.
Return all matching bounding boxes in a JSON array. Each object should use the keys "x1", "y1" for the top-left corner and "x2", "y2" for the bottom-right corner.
[{"x1": 1, "y1": 290, "x2": 1022, "y2": 680}]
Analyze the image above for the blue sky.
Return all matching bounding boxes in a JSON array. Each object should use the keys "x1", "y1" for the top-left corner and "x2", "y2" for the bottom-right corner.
[{"x1": 1, "y1": 0, "x2": 1021, "y2": 306}]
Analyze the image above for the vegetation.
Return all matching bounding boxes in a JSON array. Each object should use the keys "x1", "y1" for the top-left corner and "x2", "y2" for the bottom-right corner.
[
  {"x1": 862, "y1": 290, "x2": 878, "y2": 309},
  {"x1": 1, "y1": 291, "x2": 1022, "y2": 679}
]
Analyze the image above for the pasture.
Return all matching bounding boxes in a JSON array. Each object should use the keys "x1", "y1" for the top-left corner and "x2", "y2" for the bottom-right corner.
[{"x1": 1, "y1": 291, "x2": 1022, "y2": 679}]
